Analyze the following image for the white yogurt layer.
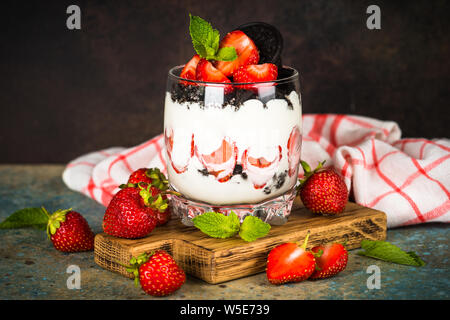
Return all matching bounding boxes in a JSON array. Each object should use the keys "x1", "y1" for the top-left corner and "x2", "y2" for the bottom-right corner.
[{"x1": 164, "y1": 90, "x2": 302, "y2": 205}]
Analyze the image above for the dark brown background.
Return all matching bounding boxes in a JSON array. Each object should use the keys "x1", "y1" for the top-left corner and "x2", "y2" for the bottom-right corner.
[{"x1": 1, "y1": 0, "x2": 448, "y2": 163}]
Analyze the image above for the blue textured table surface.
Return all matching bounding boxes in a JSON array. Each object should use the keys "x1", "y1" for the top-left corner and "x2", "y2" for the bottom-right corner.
[{"x1": 0, "y1": 165, "x2": 448, "y2": 300}]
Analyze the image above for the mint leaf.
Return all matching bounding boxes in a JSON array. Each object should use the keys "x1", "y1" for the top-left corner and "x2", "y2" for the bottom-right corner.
[
  {"x1": 216, "y1": 47, "x2": 238, "y2": 62},
  {"x1": 239, "y1": 216, "x2": 271, "y2": 242},
  {"x1": 188, "y1": 14, "x2": 236, "y2": 62},
  {"x1": 189, "y1": 14, "x2": 213, "y2": 46},
  {"x1": 192, "y1": 211, "x2": 240, "y2": 239},
  {"x1": 192, "y1": 40, "x2": 207, "y2": 59},
  {"x1": 0, "y1": 207, "x2": 49, "y2": 231},
  {"x1": 357, "y1": 240, "x2": 426, "y2": 267}
]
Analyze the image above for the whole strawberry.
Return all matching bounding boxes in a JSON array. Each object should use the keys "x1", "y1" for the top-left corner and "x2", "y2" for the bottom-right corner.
[
  {"x1": 121, "y1": 168, "x2": 172, "y2": 226},
  {"x1": 123, "y1": 250, "x2": 186, "y2": 297},
  {"x1": 298, "y1": 160, "x2": 348, "y2": 214},
  {"x1": 310, "y1": 243, "x2": 348, "y2": 279},
  {"x1": 266, "y1": 232, "x2": 316, "y2": 285},
  {"x1": 45, "y1": 208, "x2": 95, "y2": 252},
  {"x1": 124, "y1": 167, "x2": 169, "y2": 191},
  {"x1": 102, "y1": 185, "x2": 164, "y2": 239}
]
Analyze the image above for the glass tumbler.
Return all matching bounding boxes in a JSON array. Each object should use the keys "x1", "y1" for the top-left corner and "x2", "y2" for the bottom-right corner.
[{"x1": 164, "y1": 66, "x2": 302, "y2": 226}]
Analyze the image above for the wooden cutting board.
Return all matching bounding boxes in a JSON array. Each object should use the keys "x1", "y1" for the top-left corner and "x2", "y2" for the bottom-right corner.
[{"x1": 94, "y1": 198, "x2": 387, "y2": 284}]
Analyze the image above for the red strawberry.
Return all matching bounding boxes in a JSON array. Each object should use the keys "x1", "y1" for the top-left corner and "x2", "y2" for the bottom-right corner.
[
  {"x1": 310, "y1": 243, "x2": 348, "y2": 279},
  {"x1": 195, "y1": 58, "x2": 232, "y2": 93},
  {"x1": 233, "y1": 63, "x2": 278, "y2": 87},
  {"x1": 179, "y1": 54, "x2": 200, "y2": 85},
  {"x1": 124, "y1": 251, "x2": 186, "y2": 297},
  {"x1": 298, "y1": 160, "x2": 349, "y2": 214},
  {"x1": 125, "y1": 167, "x2": 169, "y2": 191},
  {"x1": 102, "y1": 185, "x2": 165, "y2": 239},
  {"x1": 120, "y1": 168, "x2": 172, "y2": 226},
  {"x1": 214, "y1": 30, "x2": 259, "y2": 77},
  {"x1": 127, "y1": 168, "x2": 152, "y2": 185},
  {"x1": 266, "y1": 232, "x2": 316, "y2": 285},
  {"x1": 45, "y1": 208, "x2": 95, "y2": 253}
]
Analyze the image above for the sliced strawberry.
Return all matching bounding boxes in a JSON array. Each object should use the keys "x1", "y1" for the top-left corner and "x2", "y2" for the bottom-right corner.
[
  {"x1": 241, "y1": 146, "x2": 282, "y2": 189},
  {"x1": 195, "y1": 58, "x2": 232, "y2": 94},
  {"x1": 179, "y1": 54, "x2": 200, "y2": 85},
  {"x1": 195, "y1": 138, "x2": 238, "y2": 183},
  {"x1": 233, "y1": 63, "x2": 278, "y2": 83},
  {"x1": 214, "y1": 30, "x2": 259, "y2": 77},
  {"x1": 287, "y1": 126, "x2": 302, "y2": 177},
  {"x1": 310, "y1": 243, "x2": 348, "y2": 279},
  {"x1": 165, "y1": 128, "x2": 194, "y2": 174}
]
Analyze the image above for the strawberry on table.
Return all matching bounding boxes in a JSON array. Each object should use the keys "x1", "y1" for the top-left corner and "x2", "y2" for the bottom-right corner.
[
  {"x1": 310, "y1": 243, "x2": 348, "y2": 279},
  {"x1": 123, "y1": 250, "x2": 186, "y2": 297},
  {"x1": 298, "y1": 160, "x2": 349, "y2": 214},
  {"x1": 0, "y1": 207, "x2": 95, "y2": 253},
  {"x1": 266, "y1": 232, "x2": 316, "y2": 285},
  {"x1": 214, "y1": 30, "x2": 260, "y2": 77},
  {"x1": 45, "y1": 208, "x2": 95, "y2": 252}
]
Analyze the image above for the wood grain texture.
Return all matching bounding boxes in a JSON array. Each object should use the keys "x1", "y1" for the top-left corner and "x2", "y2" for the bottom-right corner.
[{"x1": 94, "y1": 199, "x2": 387, "y2": 284}]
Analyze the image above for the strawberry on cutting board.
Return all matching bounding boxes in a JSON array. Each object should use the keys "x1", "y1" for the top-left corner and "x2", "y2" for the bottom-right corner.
[
  {"x1": 125, "y1": 167, "x2": 169, "y2": 192},
  {"x1": 310, "y1": 243, "x2": 348, "y2": 279},
  {"x1": 214, "y1": 30, "x2": 260, "y2": 77},
  {"x1": 298, "y1": 160, "x2": 349, "y2": 214},
  {"x1": 266, "y1": 232, "x2": 316, "y2": 285},
  {"x1": 102, "y1": 184, "x2": 168, "y2": 239},
  {"x1": 122, "y1": 250, "x2": 186, "y2": 297}
]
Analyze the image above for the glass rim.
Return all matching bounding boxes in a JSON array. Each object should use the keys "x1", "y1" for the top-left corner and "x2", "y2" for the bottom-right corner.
[{"x1": 168, "y1": 65, "x2": 299, "y2": 86}]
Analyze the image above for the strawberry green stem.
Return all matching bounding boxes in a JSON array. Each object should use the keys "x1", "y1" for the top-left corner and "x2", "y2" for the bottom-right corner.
[
  {"x1": 301, "y1": 231, "x2": 311, "y2": 250},
  {"x1": 45, "y1": 207, "x2": 72, "y2": 239},
  {"x1": 116, "y1": 252, "x2": 154, "y2": 288}
]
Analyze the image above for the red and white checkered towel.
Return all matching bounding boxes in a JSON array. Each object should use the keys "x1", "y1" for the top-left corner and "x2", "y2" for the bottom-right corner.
[{"x1": 62, "y1": 114, "x2": 450, "y2": 228}]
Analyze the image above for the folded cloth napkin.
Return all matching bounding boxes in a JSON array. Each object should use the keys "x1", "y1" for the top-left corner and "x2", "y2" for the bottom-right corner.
[{"x1": 62, "y1": 114, "x2": 450, "y2": 228}]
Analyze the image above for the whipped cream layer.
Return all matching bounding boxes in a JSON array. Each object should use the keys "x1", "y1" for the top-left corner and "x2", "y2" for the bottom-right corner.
[{"x1": 164, "y1": 90, "x2": 302, "y2": 205}]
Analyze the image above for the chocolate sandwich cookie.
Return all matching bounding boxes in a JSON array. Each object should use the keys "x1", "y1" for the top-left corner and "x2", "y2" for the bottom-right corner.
[{"x1": 235, "y1": 22, "x2": 284, "y2": 69}]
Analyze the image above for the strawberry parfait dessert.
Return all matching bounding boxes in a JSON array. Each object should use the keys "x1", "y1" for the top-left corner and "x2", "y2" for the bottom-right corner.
[{"x1": 164, "y1": 16, "x2": 302, "y2": 225}]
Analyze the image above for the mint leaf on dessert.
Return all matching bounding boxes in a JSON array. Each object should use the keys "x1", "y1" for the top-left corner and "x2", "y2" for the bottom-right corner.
[
  {"x1": 357, "y1": 240, "x2": 426, "y2": 267},
  {"x1": 0, "y1": 207, "x2": 49, "y2": 231},
  {"x1": 189, "y1": 14, "x2": 213, "y2": 45},
  {"x1": 192, "y1": 211, "x2": 240, "y2": 239},
  {"x1": 239, "y1": 216, "x2": 271, "y2": 242},
  {"x1": 188, "y1": 14, "x2": 236, "y2": 62},
  {"x1": 216, "y1": 47, "x2": 238, "y2": 61}
]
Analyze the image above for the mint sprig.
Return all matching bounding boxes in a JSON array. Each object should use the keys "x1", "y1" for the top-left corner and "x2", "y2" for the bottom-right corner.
[
  {"x1": 189, "y1": 14, "x2": 237, "y2": 62},
  {"x1": 192, "y1": 211, "x2": 271, "y2": 242},
  {"x1": 239, "y1": 215, "x2": 271, "y2": 242},
  {"x1": 0, "y1": 207, "x2": 49, "y2": 230},
  {"x1": 357, "y1": 240, "x2": 426, "y2": 267}
]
